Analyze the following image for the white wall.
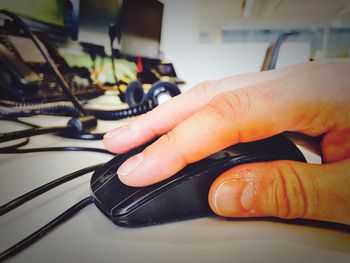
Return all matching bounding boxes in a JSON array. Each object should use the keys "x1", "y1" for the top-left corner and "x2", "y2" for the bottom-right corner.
[{"x1": 160, "y1": 0, "x2": 310, "y2": 88}]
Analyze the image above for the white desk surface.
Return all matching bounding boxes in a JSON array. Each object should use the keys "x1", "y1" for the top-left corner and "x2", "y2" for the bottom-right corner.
[{"x1": 1, "y1": 97, "x2": 350, "y2": 263}]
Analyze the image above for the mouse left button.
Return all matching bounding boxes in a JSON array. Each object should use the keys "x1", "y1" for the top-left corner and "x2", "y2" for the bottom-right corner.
[{"x1": 90, "y1": 156, "x2": 139, "y2": 215}]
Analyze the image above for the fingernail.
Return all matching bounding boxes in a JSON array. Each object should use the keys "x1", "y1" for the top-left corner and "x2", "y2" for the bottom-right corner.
[
  {"x1": 104, "y1": 125, "x2": 128, "y2": 139},
  {"x1": 117, "y1": 152, "x2": 144, "y2": 177},
  {"x1": 213, "y1": 179, "x2": 255, "y2": 216}
]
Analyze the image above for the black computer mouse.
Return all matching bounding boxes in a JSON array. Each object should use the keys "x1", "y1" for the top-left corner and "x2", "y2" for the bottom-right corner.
[{"x1": 90, "y1": 135, "x2": 306, "y2": 227}]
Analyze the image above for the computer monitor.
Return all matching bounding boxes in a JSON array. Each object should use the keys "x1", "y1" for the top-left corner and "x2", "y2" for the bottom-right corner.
[
  {"x1": 1, "y1": 0, "x2": 164, "y2": 58},
  {"x1": 0, "y1": 0, "x2": 79, "y2": 40},
  {"x1": 78, "y1": 0, "x2": 121, "y2": 47},
  {"x1": 79, "y1": 0, "x2": 164, "y2": 58},
  {"x1": 119, "y1": 0, "x2": 164, "y2": 58}
]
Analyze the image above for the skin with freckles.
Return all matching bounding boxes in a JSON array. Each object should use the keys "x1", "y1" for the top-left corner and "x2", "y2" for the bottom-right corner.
[{"x1": 103, "y1": 61, "x2": 350, "y2": 225}]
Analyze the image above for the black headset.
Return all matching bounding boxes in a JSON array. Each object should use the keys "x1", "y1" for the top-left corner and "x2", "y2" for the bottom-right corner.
[{"x1": 124, "y1": 80, "x2": 181, "y2": 107}]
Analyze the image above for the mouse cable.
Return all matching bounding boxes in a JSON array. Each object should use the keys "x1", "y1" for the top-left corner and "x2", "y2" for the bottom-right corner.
[
  {"x1": 0, "y1": 163, "x2": 102, "y2": 216},
  {"x1": 15, "y1": 116, "x2": 103, "y2": 140},
  {"x1": 11, "y1": 119, "x2": 106, "y2": 146},
  {"x1": 0, "y1": 125, "x2": 74, "y2": 144},
  {"x1": 0, "y1": 115, "x2": 97, "y2": 143},
  {"x1": 10, "y1": 118, "x2": 39, "y2": 128},
  {"x1": 0, "y1": 138, "x2": 30, "y2": 151},
  {"x1": 0, "y1": 116, "x2": 39, "y2": 128},
  {"x1": 0, "y1": 196, "x2": 94, "y2": 261},
  {"x1": 0, "y1": 117, "x2": 111, "y2": 154},
  {"x1": 0, "y1": 145, "x2": 112, "y2": 155}
]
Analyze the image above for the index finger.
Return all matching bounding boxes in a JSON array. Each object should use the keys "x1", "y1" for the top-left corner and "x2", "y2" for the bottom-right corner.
[{"x1": 103, "y1": 62, "x2": 321, "y2": 154}]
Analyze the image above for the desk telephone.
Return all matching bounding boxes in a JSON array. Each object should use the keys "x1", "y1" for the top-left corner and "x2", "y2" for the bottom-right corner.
[{"x1": 0, "y1": 29, "x2": 103, "y2": 103}]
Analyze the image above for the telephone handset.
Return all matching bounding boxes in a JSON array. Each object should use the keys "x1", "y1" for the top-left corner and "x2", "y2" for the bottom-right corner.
[
  {"x1": 0, "y1": 43, "x2": 39, "y2": 85},
  {"x1": 0, "y1": 30, "x2": 103, "y2": 102},
  {"x1": 0, "y1": 43, "x2": 41, "y2": 99}
]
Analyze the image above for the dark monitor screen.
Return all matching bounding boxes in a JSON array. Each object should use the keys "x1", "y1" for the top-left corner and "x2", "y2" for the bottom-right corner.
[
  {"x1": 120, "y1": 0, "x2": 163, "y2": 42},
  {"x1": 119, "y1": 0, "x2": 164, "y2": 58}
]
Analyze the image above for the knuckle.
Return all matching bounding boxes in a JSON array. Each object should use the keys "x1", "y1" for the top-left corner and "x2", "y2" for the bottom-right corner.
[
  {"x1": 190, "y1": 80, "x2": 221, "y2": 101},
  {"x1": 131, "y1": 113, "x2": 159, "y2": 138},
  {"x1": 193, "y1": 80, "x2": 220, "y2": 94},
  {"x1": 160, "y1": 131, "x2": 189, "y2": 165},
  {"x1": 206, "y1": 89, "x2": 251, "y2": 124},
  {"x1": 270, "y1": 162, "x2": 310, "y2": 219},
  {"x1": 162, "y1": 130, "x2": 178, "y2": 148}
]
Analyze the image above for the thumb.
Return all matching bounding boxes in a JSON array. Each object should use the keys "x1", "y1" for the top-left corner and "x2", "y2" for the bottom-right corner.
[{"x1": 208, "y1": 159, "x2": 350, "y2": 225}]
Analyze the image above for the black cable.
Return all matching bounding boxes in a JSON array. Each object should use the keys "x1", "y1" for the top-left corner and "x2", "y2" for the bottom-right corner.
[
  {"x1": 0, "y1": 99, "x2": 155, "y2": 120},
  {"x1": 108, "y1": 23, "x2": 122, "y2": 94},
  {"x1": 0, "y1": 9, "x2": 87, "y2": 116},
  {"x1": 0, "y1": 117, "x2": 39, "y2": 128},
  {"x1": 0, "y1": 138, "x2": 30, "y2": 150},
  {"x1": 10, "y1": 119, "x2": 39, "y2": 128},
  {"x1": 0, "y1": 118, "x2": 103, "y2": 145},
  {"x1": 14, "y1": 117, "x2": 104, "y2": 141},
  {"x1": 57, "y1": 131, "x2": 104, "y2": 140},
  {"x1": 0, "y1": 164, "x2": 102, "y2": 216},
  {"x1": 0, "y1": 101, "x2": 81, "y2": 118},
  {"x1": 0, "y1": 111, "x2": 36, "y2": 118},
  {"x1": 0, "y1": 196, "x2": 94, "y2": 261},
  {"x1": 0, "y1": 125, "x2": 74, "y2": 143},
  {"x1": 110, "y1": 34, "x2": 118, "y2": 85},
  {"x1": 88, "y1": 100, "x2": 154, "y2": 120},
  {"x1": 0, "y1": 146, "x2": 112, "y2": 154}
]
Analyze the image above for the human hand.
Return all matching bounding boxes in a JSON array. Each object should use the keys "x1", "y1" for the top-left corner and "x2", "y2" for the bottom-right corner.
[{"x1": 103, "y1": 61, "x2": 350, "y2": 225}]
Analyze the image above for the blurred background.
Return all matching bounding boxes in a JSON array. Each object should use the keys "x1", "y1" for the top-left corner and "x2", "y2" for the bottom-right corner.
[
  {"x1": 160, "y1": 0, "x2": 350, "y2": 86},
  {"x1": 1, "y1": 0, "x2": 349, "y2": 90}
]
